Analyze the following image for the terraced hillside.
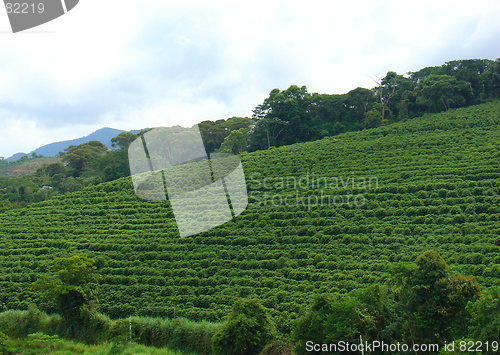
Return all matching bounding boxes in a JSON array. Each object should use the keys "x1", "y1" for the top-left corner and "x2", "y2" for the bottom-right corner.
[{"x1": 1, "y1": 101, "x2": 500, "y2": 333}]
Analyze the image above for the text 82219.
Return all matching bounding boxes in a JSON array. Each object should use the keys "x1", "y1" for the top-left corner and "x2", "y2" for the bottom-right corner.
[{"x1": 5, "y1": 3, "x2": 45, "y2": 13}]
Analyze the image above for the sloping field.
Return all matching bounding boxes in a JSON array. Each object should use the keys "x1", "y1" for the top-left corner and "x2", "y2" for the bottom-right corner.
[
  {"x1": 1, "y1": 101, "x2": 500, "y2": 332},
  {"x1": 0, "y1": 157, "x2": 61, "y2": 177}
]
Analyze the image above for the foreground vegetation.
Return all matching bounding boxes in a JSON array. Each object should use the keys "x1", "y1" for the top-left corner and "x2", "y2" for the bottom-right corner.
[
  {"x1": 0, "y1": 331, "x2": 189, "y2": 354},
  {"x1": 0, "y1": 250, "x2": 496, "y2": 354}
]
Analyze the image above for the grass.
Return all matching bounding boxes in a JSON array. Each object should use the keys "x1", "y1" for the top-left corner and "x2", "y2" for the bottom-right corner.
[
  {"x1": 0, "y1": 308, "x2": 216, "y2": 355},
  {"x1": 2, "y1": 333, "x2": 194, "y2": 354}
]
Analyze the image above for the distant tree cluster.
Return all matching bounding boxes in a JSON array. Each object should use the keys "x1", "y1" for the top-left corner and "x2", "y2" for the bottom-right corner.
[
  {"x1": 60, "y1": 141, "x2": 108, "y2": 177},
  {"x1": 198, "y1": 117, "x2": 253, "y2": 154},
  {"x1": 246, "y1": 58, "x2": 500, "y2": 151}
]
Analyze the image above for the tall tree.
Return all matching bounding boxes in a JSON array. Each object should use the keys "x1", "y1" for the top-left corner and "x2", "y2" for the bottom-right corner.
[
  {"x1": 111, "y1": 131, "x2": 138, "y2": 150},
  {"x1": 294, "y1": 294, "x2": 376, "y2": 355},
  {"x1": 248, "y1": 116, "x2": 289, "y2": 150},
  {"x1": 60, "y1": 141, "x2": 108, "y2": 177},
  {"x1": 31, "y1": 255, "x2": 99, "y2": 330},
  {"x1": 483, "y1": 58, "x2": 500, "y2": 99},
  {"x1": 248, "y1": 85, "x2": 313, "y2": 150},
  {"x1": 344, "y1": 87, "x2": 376, "y2": 129},
  {"x1": 35, "y1": 162, "x2": 67, "y2": 178},
  {"x1": 199, "y1": 117, "x2": 252, "y2": 154},
  {"x1": 218, "y1": 127, "x2": 249, "y2": 155},
  {"x1": 442, "y1": 59, "x2": 494, "y2": 102},
  {"x1": 212, "y1": 299, "x2": 276, "y2": 355},
  {"x1": 393, "y1": 250, "x2": 480, "y2": 345},
  {"x1": 415, "y1": 75, "x2": 473, "y2": 112},
  {"x1": 374, "y1": 71, "x2": 413, "y2": 121},
  {"x1": 467, "y1": 286, "x2": 500, "y2": 342},
  {"x1": 409, "y1": 66, "x2": 446, "y2": 83},
  {"x1": 310, "y1": 93, "x2": 346, "y2": 121}
]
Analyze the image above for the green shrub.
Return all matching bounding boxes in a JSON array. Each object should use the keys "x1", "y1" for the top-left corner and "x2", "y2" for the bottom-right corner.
[
  {"x1": 293, "y1": 294, "x2": 375, "y2": 355},
  {"x1": 80, "y1": 305, "x2": 114, "y2": 343},
  {"x1": 129, "y1": 316, "x2": 173, "y2": 347},
  {"x1": 0, "y1": 330, "x2": 8, "y2": 353},
  {"x1": 212, "y1": 299, "x2": 276, "y2": 355},
  {"x1": 112, "y1": 316, "x2": 218, "y2": 355},
  {"x1": 170, "y1": 318, "x2": 217, "y2": 354},
  {"x1": 26, "y1": 332, "x2": 63, "y2": 351},
  {"x1": 466, "y1": 287, "x2": 500, "y2": 350},
  {"x1": 259, "y1": 338, "x2": 294, "y2": 355},
  {"x1": 0, "y1": 306, "x2": 61, "y2": 338}
]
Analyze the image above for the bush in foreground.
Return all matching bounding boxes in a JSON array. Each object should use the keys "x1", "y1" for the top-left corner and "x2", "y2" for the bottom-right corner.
[
  {"x1": 212, "y1": 299, "x2": 276, "y2": 355},
  {"x1": 0, "y1": 305, "x2": 61, "y2": 338}
]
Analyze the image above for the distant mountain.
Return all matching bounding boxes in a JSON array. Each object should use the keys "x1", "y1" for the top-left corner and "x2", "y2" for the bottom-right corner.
[
  {"x1": 5, "y1": 127, "x2": 144, "y2": 161},
  {"x1": 32, "y1": 127, "x2": 125, "y2": 157},
  {"x1": 5, "y1": 153, "x2": 29, "y2": 162}
]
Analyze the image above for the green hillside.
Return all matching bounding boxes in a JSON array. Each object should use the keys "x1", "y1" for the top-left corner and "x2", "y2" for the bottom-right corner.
[
  {"x1": 0, "y1": 156, "x2": 60, "y2": 178},
  {"x1": 1, "y1": 100, "x2": 500, "y2": 333}
]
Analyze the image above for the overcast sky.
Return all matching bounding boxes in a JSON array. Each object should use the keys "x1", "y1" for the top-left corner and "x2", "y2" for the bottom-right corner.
[{"x1": 1, "y1": 0, "x2": 500, "y2": 158}]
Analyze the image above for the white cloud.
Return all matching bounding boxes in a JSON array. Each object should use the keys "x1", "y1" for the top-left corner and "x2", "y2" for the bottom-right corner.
[{"x1": 1, "y1": 0, "x2": 500, "y2": 157}]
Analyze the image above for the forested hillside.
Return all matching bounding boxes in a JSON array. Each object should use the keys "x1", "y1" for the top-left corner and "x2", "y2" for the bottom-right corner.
[
  {"x1": 1, "y1": 99, "x2": 500, "y2": 342},
  {"x1": 2, "y1": 58, "x2": 499, "y2": 216}
]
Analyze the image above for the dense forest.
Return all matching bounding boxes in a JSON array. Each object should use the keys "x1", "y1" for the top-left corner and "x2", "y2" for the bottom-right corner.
[{"x1": 1, "y1": 95, "x2": 500, "y2": 353}]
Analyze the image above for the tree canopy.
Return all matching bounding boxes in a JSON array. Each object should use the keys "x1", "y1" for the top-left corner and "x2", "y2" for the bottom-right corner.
[
  {"x1": 111, "y1": 132, "x2": 138, "y2": 150},
  {"x1": 31, "y1": 254, "x2": 99, "y2": 328},
  {"x1": 60, "y1": 141, "x2": 108, "y2": 176}
]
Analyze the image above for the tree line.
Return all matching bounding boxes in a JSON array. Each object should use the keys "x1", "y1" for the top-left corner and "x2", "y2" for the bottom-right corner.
[
  {"x1": 1, "y1": 58, "x2": 499, "y2": 213},
  {"x1": 240, "y1": 58, "x2": 500, "y2": 152}
]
